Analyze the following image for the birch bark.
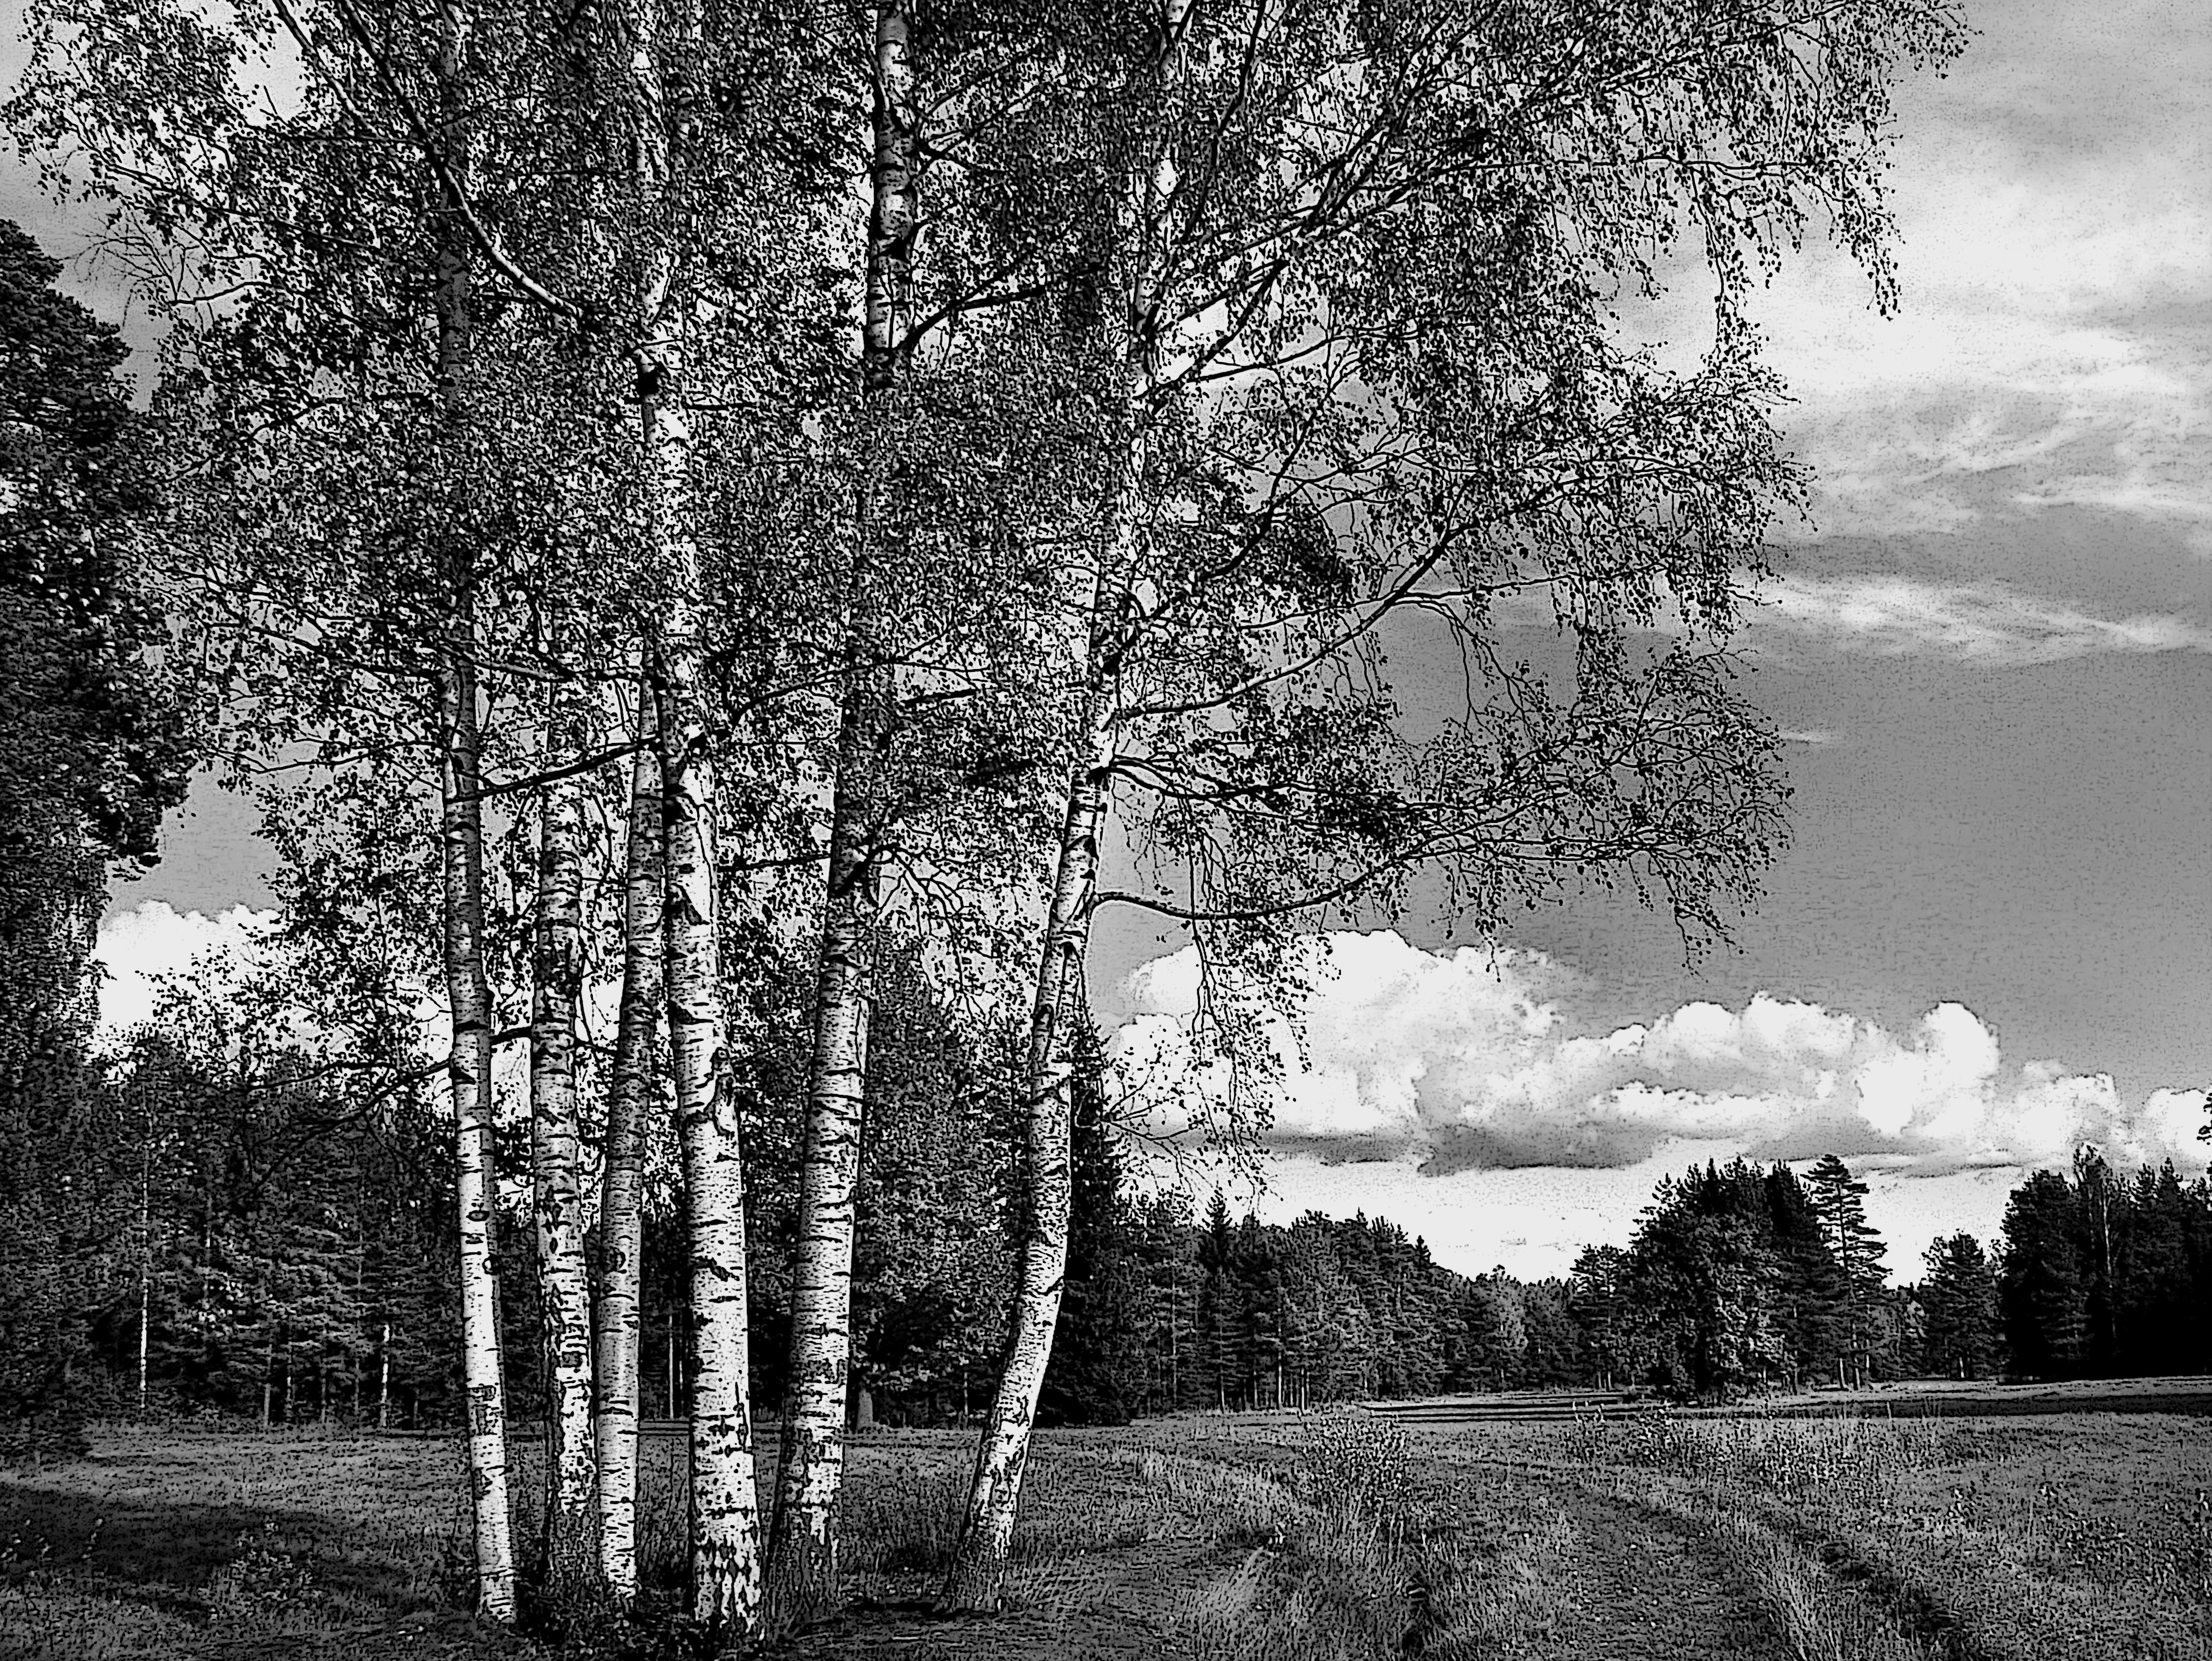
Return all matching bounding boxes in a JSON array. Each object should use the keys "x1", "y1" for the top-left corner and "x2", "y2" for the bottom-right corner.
[
  {"x1": 938, "y1": 562, "x2": 1124, "y2": 1613},
  {"x1": 440, "y1": 633, "x2": 516, "y2": 1621},
  {"x1": 647, "y1": 318, "x2": 763, "y2": 1638},
  {"x1": 429, "y1": 0, "x2": 515, "y2": 1621},
  {"x1": 594, "y1": 664, "x2": 661, "y2": 1600},
  {"x1": 530, "y1": 685, "x2": 598, "y2": 1596},
  {"x1": 765, "y1": 691, "x2": 877, "y2": 1624},
  {"x1": 763, "y1": 0, "x2": 915, "y2": 1625},
  {"x1": 941, "y1": 0, "x2": 1185, "y2": 1604}
]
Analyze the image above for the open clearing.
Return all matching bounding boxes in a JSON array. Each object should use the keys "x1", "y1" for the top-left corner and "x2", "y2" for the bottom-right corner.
[{"x1": 2, "y1": 1402, "x2": 2206, "y2": 1661}]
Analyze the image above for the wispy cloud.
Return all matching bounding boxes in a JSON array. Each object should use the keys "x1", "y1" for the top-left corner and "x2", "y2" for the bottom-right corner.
[
  {"x1": 1110, "y1": 931, "x2": 2206, "y2": 1183},
  {"x1": 1706, "y1": 0, "x2": 2212, "y2": 546},
  {"x1": 1756, "y1": 574, "x2": 2212, "y2": 664}
]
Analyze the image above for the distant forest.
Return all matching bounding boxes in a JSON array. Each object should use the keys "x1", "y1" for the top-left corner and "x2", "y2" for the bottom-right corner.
[{"x1": 13, "y1": 953, "x2": 2210, "y2": 1430}]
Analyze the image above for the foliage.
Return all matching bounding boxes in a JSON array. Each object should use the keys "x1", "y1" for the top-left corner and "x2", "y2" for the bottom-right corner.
[
  {"x1": 1918, "y1": 1231, "x2": 2001, "y2": 1380},
  {"x1": 0, "y1": 220, "x2": 193, "y2": 1441},
  {"x1": 1567, "y1": 1157, "x2": 1885, "y2": 1401},
  {"x1": 1996, "y1": 1157, "x2": 2212, "y2": 1382}
]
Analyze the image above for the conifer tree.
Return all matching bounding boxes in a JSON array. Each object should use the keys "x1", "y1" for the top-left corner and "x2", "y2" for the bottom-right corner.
[
  {"x1": 1805, "y1": 1154, "x2": 1889, "y2": 1385},
  {"x1": 1038, "y1": 1027, "x2": 1148, "y2": 1425},
  {"x1": 1918, "y1": 1233, "x2": 1999, "y2": 1379},
  {"x1": 1997, "y1": 1171, "x2": 2090, "y2": 1379}
]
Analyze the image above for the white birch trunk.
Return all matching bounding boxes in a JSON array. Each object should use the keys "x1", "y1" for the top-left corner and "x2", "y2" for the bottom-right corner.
[
  {"x1": 765, "y1": 694, "x2": 876, "y2": 1625},
  {"x1": 939, "y1": 650, "x2": 1118, "y2": 1613},
  {"x1": 764, "y1": 0, "x2": 915, "y2": 1625},
  {"x1": 646, "y1": 310, "x2": 764, "y2": 1639},
  {"x1": 943, "y1": 436, "x2": 1146, "y2": 1618},
  {"x1": 530, "y1": 687, "x2": 599, "y2": 1596},
  {"x1": 428, "y1": 0, "x2": 515, "y2": 1615},
  {"x1": 595, "y1": 663, "x2": 661, "y2": 1600},
  {"x1": 441, "y1": 641, "x2": 518, "y2": 1622},
  {"x1": 941, "y1": 0, "x2": 1185, "y2": 1589}
]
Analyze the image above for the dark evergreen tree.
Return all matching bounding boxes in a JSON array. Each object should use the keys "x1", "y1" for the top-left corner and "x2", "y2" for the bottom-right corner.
[
  {"x1": 1039, "y1": 1025, "x2": 1147, "y2": 1425},
  {"x1": 1998, "y1": 1170, "x2": 2090, "y2": 1378},
  {"x1": 1917, "y1": 1232, "x2": 1999, "y2": 1379},
  {"x1": 2072, "y1": 1145, "x2": 2122, "y2": 1371},
  {"x1": 2115, "y1": 1164, "x2": 2210, "y2": 1376},
  {"x1": 0, "y1": 219, "x2": 191, "y2": 1454},
  {"x1": 1519, "y1": 1281, "x2": 1580, "y2": 1387},
  {"x1": 1805, "y1": 1154, "x2": 1889, "y2": 1385},
  {"x1": 1567, "y1": 1244, "x2": 1635, "y2": 1389}
]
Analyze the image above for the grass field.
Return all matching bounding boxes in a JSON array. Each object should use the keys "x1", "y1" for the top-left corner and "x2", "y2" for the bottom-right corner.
[{"x1": 1, "y1": 1405, "x2": 2206, "y2": 1660}]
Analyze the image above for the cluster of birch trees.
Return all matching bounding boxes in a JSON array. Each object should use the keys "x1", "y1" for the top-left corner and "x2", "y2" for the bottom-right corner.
[{"x1": 8, "y1": 0, "x2": 1964, "y2": 1638}]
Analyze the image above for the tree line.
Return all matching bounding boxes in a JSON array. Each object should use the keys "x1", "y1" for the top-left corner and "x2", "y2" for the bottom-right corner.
[
  {"x1": 1555, "y1": 1151, "x2": 2212, "y2": 1401},
  {"x1": 2, "y1": 0, "x2": 1974, "y2": 1641}
]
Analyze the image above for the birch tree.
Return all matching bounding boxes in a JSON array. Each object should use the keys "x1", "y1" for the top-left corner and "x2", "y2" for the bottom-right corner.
[
  {"x1": 526, "y1": 683, "x2": 597, "y2": 1597},
  {"x1": 763, "y1": 0, "x2": 914, "y2": 1621},
  {"x1": 594, "y1": 667, "x2": 662, "y2": 1599},
  {"x1": 6, "y1": 0, "x2": 639, "y2": 1617},
  {"x1": 937, "y1": 0, "x2": 1966, "y2": 1607},
  {"x1": 763, "y1": 0, "x2": 1126, "y2": 1619}
]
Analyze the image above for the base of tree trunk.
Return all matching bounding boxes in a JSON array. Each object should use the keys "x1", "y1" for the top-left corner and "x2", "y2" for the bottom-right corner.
[
  {"x1": 764, "y1": 1532, "x2": 840, "y2": 1635},
  {"x1": 935, "y1": 1535, "x2": 1009, "y2": 1615}
]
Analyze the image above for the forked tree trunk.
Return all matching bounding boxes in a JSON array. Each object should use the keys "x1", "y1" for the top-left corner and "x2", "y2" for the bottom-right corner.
[
  {"x1": 530, "y1": 686, "x2": 599, "y2": 1598},
  {"x1": 595, "y1": 664, "x2": 662, "y2": 1600},
  {"x1": 647, "y1": 322, "x2": 763, "y2": 1638},
  {"x1": 764, "y1": 0, "x2": 915, "y2": 1626},
  {"x1": 430, "y1": 0, "x2": 515, "y2": 1618}
]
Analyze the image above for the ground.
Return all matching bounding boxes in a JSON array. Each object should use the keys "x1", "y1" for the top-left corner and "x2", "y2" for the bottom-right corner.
[{"x1": 2, "y1": 1382, "x2": 2208, "y2": 1661}]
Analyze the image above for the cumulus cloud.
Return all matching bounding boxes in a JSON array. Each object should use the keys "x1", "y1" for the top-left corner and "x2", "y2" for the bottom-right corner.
[
  {"x1": 1757, "y1": 574, "x2": 2212, "y2": 664},
  {"x1": 91, "y1": 901, "x2": 278, "y2": 1042},
  {"x1": 1109, "y1": 931, "x2": 2206, "y2": 1184}
]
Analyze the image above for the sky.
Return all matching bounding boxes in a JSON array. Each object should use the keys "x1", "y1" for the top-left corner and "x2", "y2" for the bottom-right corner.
[{"x1": 15, "y1": 0, "x2": 2210, "y2": 1283}]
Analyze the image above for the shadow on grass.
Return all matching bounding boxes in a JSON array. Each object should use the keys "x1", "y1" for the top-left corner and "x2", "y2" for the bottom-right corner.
[{"x1": 0, "y1": 1481, "x2": 463, "y2": 1622}]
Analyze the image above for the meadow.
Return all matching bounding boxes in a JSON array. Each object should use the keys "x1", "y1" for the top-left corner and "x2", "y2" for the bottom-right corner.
[{"x1": 1, "y1": 1406, "x2": 2205, "y2": 1661}]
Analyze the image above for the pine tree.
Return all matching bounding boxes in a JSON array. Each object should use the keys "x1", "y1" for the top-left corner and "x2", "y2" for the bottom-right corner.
[
  {"x1": 1998, "y1": 1171, "x2": 2089, "y2": 1378},
  {"x1": 1918, "y1": 1233, "x2": 1999, "y2": 1379},
  {"x1": 1038, "y1": 1027, "x2": 1147, "y2": 1426},
  {"x1": 1805, "y1": 1155, "x2": 1888, "y2": 1385}
]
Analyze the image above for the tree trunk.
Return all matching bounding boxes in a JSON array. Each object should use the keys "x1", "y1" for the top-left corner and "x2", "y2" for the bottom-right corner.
[
  {"x1": 647, "y1": 326, "x2": 763, "y2": 1633},
  {"x1": 940, "y1": 97, "x2": 1163, "y2": 1589},
  {"x1": 595, "y1": 665, "x2": 661, "y2": 1600},
  {"x1": 764, "y1": 0, "x2": 914, "y2": 1626},
  {"x1": 530, "y1": 685, "x2": 599, "y2": 1599},
  {"x1": 765, "y1": 714, "x2": 877, "y2": 1625},
  {"x1": 440, "y1": 641, "x2": 516, "y2": 1621},
  {"x1": 939, "y1": 680, "x2": 1115, "y2": 1611},
  {"x1": 136, "y1": 1266, "x2": 149, "y2": 1413},
  {"x1": 428, "y1": 0, "x2": 515, "y2": 1622}
]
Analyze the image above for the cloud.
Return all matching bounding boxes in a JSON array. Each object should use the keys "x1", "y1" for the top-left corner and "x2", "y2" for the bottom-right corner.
[
  {"x1": 1755, "y1": 573, "x2": 2212, "y2": 664},
  {"x1": 91, "y1": 901, "x2": 277, "y2": 1042},
  {"x1": 1109, "y1": 931, "x2": 2206, "y2": 1183},
  {"x1": 1673, "y1": 0, "x2": 2212, "y2": 546}
]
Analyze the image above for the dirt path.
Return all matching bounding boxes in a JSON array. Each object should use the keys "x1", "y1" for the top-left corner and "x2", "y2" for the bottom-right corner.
[
  {"x1": 1522, "y1": 1480, "x2": 1791, "y2": 1661},
  {"x1": 769, "y1": 1539, "x2": 1232, "y2": 1661},
  {"x1": 775, "y1": 1469, "x2": 1797, "y2": 1661}
]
